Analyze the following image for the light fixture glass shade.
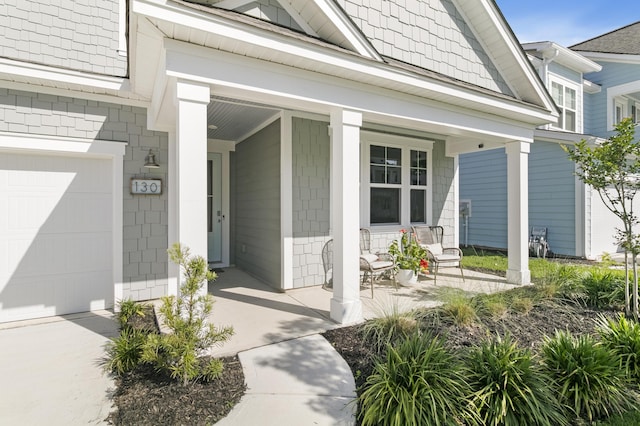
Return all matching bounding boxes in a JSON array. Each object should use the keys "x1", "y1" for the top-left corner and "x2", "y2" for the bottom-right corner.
[{"x1": 144, "y1": 149, "x2": 160, "y2": 168}]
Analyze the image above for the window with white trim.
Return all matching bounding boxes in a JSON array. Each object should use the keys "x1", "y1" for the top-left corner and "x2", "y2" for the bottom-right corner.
[
  {"x1": 632, "y1": 103, "x2": 640, "y2": 124},
  {"x1": 551, "y1": 81, "x2": 577, "y2": 132},
  {"x1": 362, "y1": 132, "x2": 433, "y2": 227}
]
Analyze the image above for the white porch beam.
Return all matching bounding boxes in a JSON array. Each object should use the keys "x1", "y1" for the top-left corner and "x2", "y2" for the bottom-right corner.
[
  {"x1": 506, "y1": 141, "x2": 531, "y2": 285},
  {"x1": 169, "y1": 79, "x2": 211, "y2": 295},
  {"x1": 329, "y1": 109, "x2": 363, "y2": 324}
]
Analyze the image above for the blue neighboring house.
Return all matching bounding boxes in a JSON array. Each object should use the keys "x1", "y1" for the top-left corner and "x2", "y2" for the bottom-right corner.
[{"x1": 460, "y1": 21, "x2": 640, "y2": 259}]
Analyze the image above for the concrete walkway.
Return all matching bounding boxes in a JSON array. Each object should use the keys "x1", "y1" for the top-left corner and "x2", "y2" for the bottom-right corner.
[
  {"x1": 0, "y1": 267, "x2": 511, "y2": 425},
  {"x1": 216, "y1": 334, "x2": 356, "y2": 425},
  {"x1": 0, "y1": 311, "x2": 118, "y2": 426}
]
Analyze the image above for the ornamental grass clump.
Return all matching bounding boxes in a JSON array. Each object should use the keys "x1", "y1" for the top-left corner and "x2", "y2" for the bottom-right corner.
[
  {"x1": 541, "y1": 330, "x2": 634, "y2": 423},
  {"x1": 358, "y1": 333, "x2": 478, "y2": 426},
  {"x1": 580, "y1": 269, "x2": 625, "y2": 309},
  {"x1": 597, "y1": 313, "x2": 640, "y2": 383},
  {"x1": 360, "y1": 304, "x2": 419, "y2": 354},
  {"x1": 465, "y1": 333, "x2": 567, "y2": 426},
  {"x1": 141, "y1": 243, "x2": 234, "y2": 385}
]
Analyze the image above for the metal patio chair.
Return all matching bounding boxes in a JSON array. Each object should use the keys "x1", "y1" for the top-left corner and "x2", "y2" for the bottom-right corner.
[
  {"x1": 411, "y1": 225, "x2": 464, "y2": 284},
  {"x1": 529, "y1": 227, "x2": 550, "y2": 259},
  {"x1": 359, "y1": 228, "x2": 396, "y2": 297}
]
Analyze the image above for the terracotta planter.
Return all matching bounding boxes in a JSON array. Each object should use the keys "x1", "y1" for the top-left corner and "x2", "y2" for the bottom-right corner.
[{"x1": 396, "y1": 268, "x2": 418, "y2": 285}]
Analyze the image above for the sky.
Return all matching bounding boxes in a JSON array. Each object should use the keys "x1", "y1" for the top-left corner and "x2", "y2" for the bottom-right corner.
[{"x1": 495, "y1": 0, "x2": 640, "y2": 47}]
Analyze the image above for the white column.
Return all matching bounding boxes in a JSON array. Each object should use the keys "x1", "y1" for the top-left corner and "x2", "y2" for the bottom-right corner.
[
  {"x1": 506, "y1": 141, "x2": 531, "y2": 285},
  {"x1": 170, "y1": 79, "x2": 210, "y2": 295},
  {"x1": 330, "y1": 109, "x2": 363, "y2": 324}
]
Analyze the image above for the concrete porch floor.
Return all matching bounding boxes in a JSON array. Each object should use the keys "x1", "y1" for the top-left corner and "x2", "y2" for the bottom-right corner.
[{"x1": 206, "y1": 267, "x2": 518, "y2": 357}]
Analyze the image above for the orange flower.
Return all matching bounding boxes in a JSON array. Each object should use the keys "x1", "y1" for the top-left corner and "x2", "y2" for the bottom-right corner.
[
  {"x1": 400, "y1": 229, "x2": 406, "y2": 234},
  {"x1": 420, "y1": 259, "x2": 429, "y2": 270}
]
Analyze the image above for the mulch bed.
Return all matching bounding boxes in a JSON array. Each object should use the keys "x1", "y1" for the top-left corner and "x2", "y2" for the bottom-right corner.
[
  {"x1": 106, "y1": 306, "x2": 246, "y2": 425},
  {"x1": 322, "y1": 299, "x2": 618, "y2": 424}
]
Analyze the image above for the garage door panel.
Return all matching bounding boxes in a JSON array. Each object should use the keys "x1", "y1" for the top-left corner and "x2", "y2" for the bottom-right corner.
[
  {"x1": 0, "y1": 151, "x2": 114, "y2": 323},
  {"x1": 0, "y1": 271, "x2": 109, "y2": 323}
]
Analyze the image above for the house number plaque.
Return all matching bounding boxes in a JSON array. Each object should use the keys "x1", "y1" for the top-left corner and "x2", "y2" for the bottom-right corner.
[{"x1": 131, "y1": 178, "x2": 162, "y2": 195}]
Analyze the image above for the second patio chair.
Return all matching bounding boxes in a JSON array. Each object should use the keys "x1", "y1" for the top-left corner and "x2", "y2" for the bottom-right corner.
[
  {"x1": 359, "y1": 228, "x2": 396, "y2": 297},
  {"x1": 411, "y1": 225, "x2": 464, "y2": 284}
]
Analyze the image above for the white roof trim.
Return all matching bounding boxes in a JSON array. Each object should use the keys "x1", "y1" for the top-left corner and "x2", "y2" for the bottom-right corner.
[
  {"x1": 453, "y1": 0, "x2": 558, "y2": 114},
  {"x1": 0, "y1": 57, "x2": 127, "y2": 91},
  {"x1": 575, "y1": 51, "x2": 640, "y2": 65},
  {"x1": 523, "y1": 42, "x2": 602, "y2": 73}
]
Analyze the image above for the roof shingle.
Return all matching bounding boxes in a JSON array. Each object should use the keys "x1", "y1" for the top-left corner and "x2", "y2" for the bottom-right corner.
[{"x1": 571, "y1": 21, "x2": 640, "y2": 55}]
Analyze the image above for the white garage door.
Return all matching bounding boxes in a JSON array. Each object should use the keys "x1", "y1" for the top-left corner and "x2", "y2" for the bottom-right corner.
[{"x1": 0, "y1": 152, "x2": 113, "y2": 323}]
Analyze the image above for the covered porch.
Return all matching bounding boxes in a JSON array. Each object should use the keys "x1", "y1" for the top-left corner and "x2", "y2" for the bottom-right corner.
[
  {"x1": 205, "y1": 267, "x2": 519, "y2": 357},
  {"x1": 129, "y1": 0, "x2": 557, "y2": 325}
]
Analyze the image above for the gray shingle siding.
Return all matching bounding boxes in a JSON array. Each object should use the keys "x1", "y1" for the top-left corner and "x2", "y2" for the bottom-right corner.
[
  {"x1": 0, "y1": 0, "x2": 127, "y2": 76},
  {"x1": 336, "y1": 0, "x2": 513, "y2": 95},
  {"x1": 234, "y1": 120, "x2": 282, "y2": 288},
  {"x1": 0, "y1": 87, "x2": 169, "y2": 301},
  {"x1": 431, "y1": 140, "x2": 457, "y2": 246},
  {"x1": 291, "y1": 117, "x2": 330, "y2": 288}
]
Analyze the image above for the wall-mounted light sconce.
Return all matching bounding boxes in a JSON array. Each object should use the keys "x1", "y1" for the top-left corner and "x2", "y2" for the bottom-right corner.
[{"x1": 144, "y1": 149, "x2": 160, "y2": 168}]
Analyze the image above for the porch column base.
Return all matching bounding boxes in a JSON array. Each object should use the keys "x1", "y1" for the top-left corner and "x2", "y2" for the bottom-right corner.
[
  {"x1": 506, "y1": 269, "x2": 531, "y2": 285},
  {"x1": 330, "y1": 297, "x2": 363, "y2": 325}
]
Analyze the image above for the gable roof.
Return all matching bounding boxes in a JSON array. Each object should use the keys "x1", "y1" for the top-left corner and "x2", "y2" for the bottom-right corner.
[
  {"x1": 571, "y1": 21, "x2": 640, "y2": 55},
  {"x1": 181, "y1": 0, "x2": 555, "y2": 113}
]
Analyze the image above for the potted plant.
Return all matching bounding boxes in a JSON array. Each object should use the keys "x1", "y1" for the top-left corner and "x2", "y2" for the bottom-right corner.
[{"x1": 388, "y1": 229, "x2": 429, "y2": 285}]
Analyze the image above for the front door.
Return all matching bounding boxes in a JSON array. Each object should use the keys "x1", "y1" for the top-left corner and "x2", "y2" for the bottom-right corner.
[{"x1": 207, "y1": 153, "x2": 222, "y2": 264}]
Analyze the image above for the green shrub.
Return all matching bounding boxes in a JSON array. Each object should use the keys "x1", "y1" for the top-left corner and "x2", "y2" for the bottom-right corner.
[
  {"x1": 141, "y1": 243, "x2": 234, "y2": 385},
  {"x1": 580, "y1": 269, "x2": 624, "y2": 308},
  {"x1": 116, "y1": 298, "x2": 146, "y2": 330},
  {"x1": 541, "y1": 330, "x2": 633, "y2": 423},
  {"x1": 597, "y1": 314, "x2": 640, "y2": 383},
  {"x1": 465, "y1": 333, "x2": 567, "y2": 426},
  {"x1": 361, "y1": 306, "x2": 418, "y2": 353},
  {"x1": 358, "y1": 333, "x2": 478, "y2": 426},
  {"x1": 103, "y1": 327, "x2": 147, "y2": 374}
]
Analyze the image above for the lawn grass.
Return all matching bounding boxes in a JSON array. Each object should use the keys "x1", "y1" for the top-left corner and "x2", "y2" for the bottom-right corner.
[
  {"x1": 460, "y1": 247, "x2": 603, "y2": 280},
  {"x1": 597, "y1": 409, "x2": 640, "y2": 425}
]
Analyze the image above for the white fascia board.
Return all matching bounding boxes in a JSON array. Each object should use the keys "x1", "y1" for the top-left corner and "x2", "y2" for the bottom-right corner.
[
  {"x1": 0, "y1": 131, "x2": 127, "y2": 157},
  {"x1": 523, "y1": 42, "x2": 602, "y2": 73},
  {"x1": 0, "y1": 58, "x2": 127, "y2": 91},
  {"x1": 534, "y1": 129, "x2": 604, "y2": 146},
  {"x1": 164, "y1": 31, "x2": 555, "y2": 126},
  {"x1": 163, "y1": 41, "x2": 541, "y2": 142},
  {"x1": 577, "y1": 51, "x2": 640, "y2": 65}
]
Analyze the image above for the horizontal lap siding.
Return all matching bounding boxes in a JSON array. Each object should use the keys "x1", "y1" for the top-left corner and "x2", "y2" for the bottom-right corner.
[
  {"x1": 529, "y1": 142, "x2": 576, "y2": 256},
  {"x1": 585, "y1": 62, "x2": 640, "y2": 138},
  {"x1": 459, "y1": 149, "x2": 508, "y2": 249}
]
